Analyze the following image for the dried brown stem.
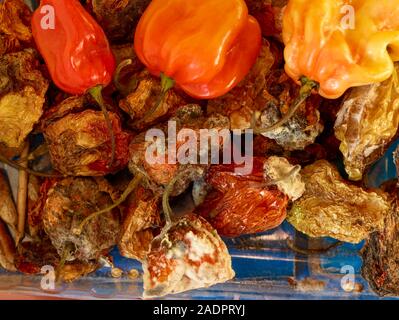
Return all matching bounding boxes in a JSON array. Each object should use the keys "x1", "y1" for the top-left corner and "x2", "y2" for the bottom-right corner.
[
  {"x1": 73, "y1": 173, "x2": 143, "y2": 235},
  {"x1": 253, "y1": 77, "x2": 319, "y2": 134},
  {"x1": 16, "y1": 143, "x2": 28, "y2": 244},
  {"x1": 0, "y1": 153, "x2": 63, "y2": 178},
  {"x1": 89, "y1": 85, "x2": 116, "y2": 169},
  {"x1": 16, "y1": 144, "x2": 49, "y2": 164},
  {"x1": 161, "y1": 170, "x2": 189, "y2": 226},
  {"x1": 287, "y1": 239, "x2": 343, "y2": 255},
  {"x1": 114, "y1": 59, "x2": 138, "y2": 96}
]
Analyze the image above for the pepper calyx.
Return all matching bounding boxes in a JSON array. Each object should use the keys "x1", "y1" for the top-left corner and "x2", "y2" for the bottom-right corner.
[{"x1": 160, "y1": 72, "x2": 175, "y2": 93}]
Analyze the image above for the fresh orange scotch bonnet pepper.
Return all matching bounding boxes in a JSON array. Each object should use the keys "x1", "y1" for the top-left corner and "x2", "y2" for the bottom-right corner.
[
  {"x1": 134, "y1": 0, "x2": 262, "y2": 99},
  {"x1": 283, "y1": 0, "x2": 399, "y2": 99}
]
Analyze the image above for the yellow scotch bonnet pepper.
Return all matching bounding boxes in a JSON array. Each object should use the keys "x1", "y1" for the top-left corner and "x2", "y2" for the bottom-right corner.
[{"x1": 283, "y1": 0, "x2": 399, "y2": 99}]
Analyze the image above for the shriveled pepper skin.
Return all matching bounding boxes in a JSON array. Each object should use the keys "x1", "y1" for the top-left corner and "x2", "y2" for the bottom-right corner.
[
  {"x1": 134, "y1": 0, "x2": 262, "y2": 99},
  {"x1": 31, "y1": 0, "x2": 116, "y2": 95},
  {"x1": 283, "y1": 0, "x2": 399, "y2": 99},
  {"x1": 196, "y1": 157, "x2": 289, "y2": 237}
]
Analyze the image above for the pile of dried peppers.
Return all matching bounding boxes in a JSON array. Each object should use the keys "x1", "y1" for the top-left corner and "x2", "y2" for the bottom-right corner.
[{"x1": 0, "y1": 0, "x2": 399, "y2": 298}]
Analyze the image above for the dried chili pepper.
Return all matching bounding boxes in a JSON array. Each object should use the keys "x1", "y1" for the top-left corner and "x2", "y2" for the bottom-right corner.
[
  {"x1": 143, "y1": 213, "x2": 235, "y2": 298},
  {"x1": 287, "y1": 160, "x2": 391, "y2": 243},
  {"x1": 42, "y1": 177, "x2": 120, "y2": 261},
  {"x1": 118, "y1": 186, "x2": 161, "y2": 262},
  {"x1": 195, "y1": 157, "x2": 303, "y2": 237},
  {"x1": 87, "y1": 0, "x2": 151, "y2": 44},
  {"x1": 0, "y1": 0, "x2": 32, "y2": 55},
  {"x1": 134, "y1": 0, "x2": 262, "y2": 100},
  {"x1": 0, "y1": 216, "x2": 16, "y2": 271},
  {"x1": 361, "y1": 180, "x2": 399, "y2": 296},
  {"x1": 31, "y1": 0, "x2": 117, "y2": 167},
  {"x1": 0, "y1": 170, "x2": 18, "y2": 236},
  {"x1": 142, "y1": 167, "x2": 234, "y2": 298},
  {"x1": 42, "y1": 96, "x2": 132, "y2": 177},
  {"x1": 334, "y1": 63, "x2": 399, "y2": 181},
  {"x1": 15, "y1": 236, "x2": 98, "y2": 282},
  {"x1": 128, "y1": 105, "x2": 229, "y2": 197},
  {"x1": 0, "y1": 49, "x2": 48, "y2": 149},
  {"x1": 245, "y1": 0, "x2": 286, "y2": 39}
]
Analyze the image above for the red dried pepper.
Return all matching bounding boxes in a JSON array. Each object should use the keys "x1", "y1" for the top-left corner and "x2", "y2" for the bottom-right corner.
[
  {"x1": 28, "y1": 178, "x2": 57, "y2": 232},
  {"x1": 195, "y1": 157, "x2": 289, "y2": 237}
]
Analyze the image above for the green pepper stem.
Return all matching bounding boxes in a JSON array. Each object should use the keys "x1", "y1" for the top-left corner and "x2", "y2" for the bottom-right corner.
[
  {"x1": 160, "y1": 72, "x2": 175, "y2": 93},
  {"x1": 134, "y1": 73, "x2": 175, "y2": 128},
  {"x1": 55, "y1": 242, "x2": 75, "y2": 282},
  {"x1": 161, "y1": 170, "x2": 186, "y2": 226},
  {"x1": 113, "y1": 59, "x2": 138, "y2": 96},
  {"x1": 89, "y1": 85, "x2": 116, "y2": 169},
  {"x1": 73, "y1": 173, "x2": 143, "y2": 236},
  {"x1": 0, "y1": 153, "x2": 64, "y2": 178},
  {"x1": 253, "y1": 77, "x2": 319, "y2": 134}
]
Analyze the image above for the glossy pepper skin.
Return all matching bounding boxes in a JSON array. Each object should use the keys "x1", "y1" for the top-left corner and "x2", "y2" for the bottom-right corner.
[
  {"x1": 31, "y1": 0, "x2": 116, "y2": 95},
  {"x1": 195, "y1": 157, "x2": 289, "y2": 237},
  {"x1": 134, "y1": 0, "x2": 262, "y2": 99},
  {"x1": 283, "y1": 0, "x2": 399, "y2": 99}
]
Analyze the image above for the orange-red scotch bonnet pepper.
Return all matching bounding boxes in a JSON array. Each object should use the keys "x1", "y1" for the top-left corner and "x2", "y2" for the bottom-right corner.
[
  {"x1": 283, "y1": 0, "x2": 399, "y2": 99},
  {"x1": 31, "y1": 0, "x2": 116, "y2": 95},
  {"x1": 134, "y1": 0, "x2": 262, "y2": 99}
]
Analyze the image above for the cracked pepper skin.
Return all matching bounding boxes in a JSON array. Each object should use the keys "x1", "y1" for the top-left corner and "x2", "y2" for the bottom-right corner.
[
  {"x1": 288, "y1": 160, "x2": 391, "y2": 243},
  {"x1": 143, "y1": 214, "x2": 235, "y2": 298}
]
